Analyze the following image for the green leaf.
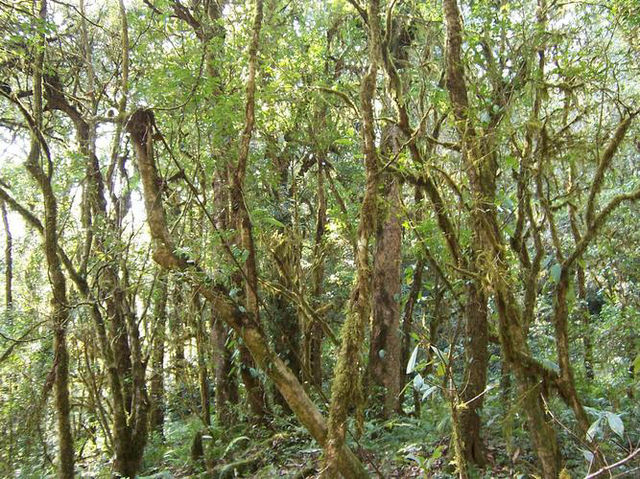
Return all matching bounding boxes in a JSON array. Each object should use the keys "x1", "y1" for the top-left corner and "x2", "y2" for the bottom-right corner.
[
  {"x1": 413, "y1": 373, "x2": 424, "y2": 391},
  {"x1": 431, "y1": 445, "x2": 444, "y2": 460},
  {"x1": 263, "y1": 216, "x2": 286, "y2": 228},
  {"x1": 550, "y1": 263, "x2": 562, "y2": 283},
  {"x1": 222, "y1": 436, "x2": 250, "y2": 458},
  {"x1": 581, "y1": 449, "x2": 594, "y2": 463},
  {"x1": 406, "y1": 345, "x2": 419, "y2": 374},
  {"x1": 504, "y1": 155, "x2": 518, "y2": 170},
  {"x1": 421, "y1": 385, "x2": 438, "y2": 400},
  {"x1": 586, "y1": 417, "x2": 601, "y2": 442},
  {"x1": 606, "y1": 412, "x2": 624, "y2": 438}
]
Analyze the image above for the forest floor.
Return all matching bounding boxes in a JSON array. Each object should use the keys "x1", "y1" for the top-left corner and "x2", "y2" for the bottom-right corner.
[{"x1": 136, "y1": 408, "x2": 555, "y2": 479}]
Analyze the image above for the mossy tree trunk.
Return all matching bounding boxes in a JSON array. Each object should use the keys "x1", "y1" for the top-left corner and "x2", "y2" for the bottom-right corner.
[
  {"x1": 305, "y1": 153, "x2": 327, "y2": 388},
  {"x1": 228, "y1": 0, "x2": 268, "y2": 418},
  {"x1": 323, "y1": 2, "x2": 383, "y2": 477},
  {"x1": 149, "y1": 274, "x2": 168, "y2": 435},
  {"x1": 0, "y1": 200, "x2": 11, "y2": 308},
  {"x1": 458, "y1": 279, "x2": 488, "y2": 466},
  {"x1": 369, "y1": 128, "x2": 403, "y2": 418},
  {"x1": 212, "y1": 315, "x2": 238, "y2": 426},
  {"x1": 270, "y1": 149, "x2": 303, "y2": 412},
  {"x1": 41, "y1": 1, "x2": 150, "y2": 475},
  {"x1": 191, "y1": 294, "x2": 211, "y2": 426},
  {"x1": 378, "y1": 12, "x2": 490, "y2": 462},
  {"x1": 212, "y1": 169, "x2": 239, "y2": 426},
  {"x1": 442, "y1": 0, "x2": 561, "y2": 475},
  {"x1": 25, "y1": 3, "x2": 74, "y2": 475},
  {"x1": 127, "y1": 105, "x2": 369, "y2": 479}
]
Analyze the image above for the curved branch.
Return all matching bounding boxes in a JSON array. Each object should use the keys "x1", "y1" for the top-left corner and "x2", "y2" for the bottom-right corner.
[{"x1": 585, "y1": 114, "x2": 635, "y2": 227}]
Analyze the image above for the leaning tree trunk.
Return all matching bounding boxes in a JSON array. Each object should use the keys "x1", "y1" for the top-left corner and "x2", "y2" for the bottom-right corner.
[{"x1": 126, "y1": 106, "x2": 369, "y2": 479}]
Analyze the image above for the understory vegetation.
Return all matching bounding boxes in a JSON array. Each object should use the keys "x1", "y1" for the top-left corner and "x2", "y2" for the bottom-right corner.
[{"x1": 0, "y1": 0, "x2": 639, "y2": 478}]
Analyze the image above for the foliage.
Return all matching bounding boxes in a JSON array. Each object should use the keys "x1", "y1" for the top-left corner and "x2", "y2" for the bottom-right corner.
[{"x1": 0, "y1": 0, "x2": 639, "y2": 477}]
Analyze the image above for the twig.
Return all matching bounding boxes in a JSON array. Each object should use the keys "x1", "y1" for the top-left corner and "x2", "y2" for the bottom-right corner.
[{"x1": 585, "y1": 444, "x2": 640, "y2": 479}]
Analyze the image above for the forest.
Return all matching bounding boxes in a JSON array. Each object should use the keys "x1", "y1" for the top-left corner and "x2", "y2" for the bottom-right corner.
[{"x1": 0, "y1": 0, "x2": 638, "y2": 477}]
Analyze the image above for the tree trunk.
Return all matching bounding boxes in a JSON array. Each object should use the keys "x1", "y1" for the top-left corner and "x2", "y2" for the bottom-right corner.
[
  {"x1": 228, "y1": 0, "x2": 267, "y2": 418},
  {"x1": 552, "y1": 271, "x2": 593, "y2": 441},
  {"x1": 150, "y1": 275, "x2": 168, "y2": 435},
  {"x1": 570, "y1": 204, "x2": 594, "y2": 380},
  {"x1": 324, "y1": 2, "x2": 382, "y2": 476},
  {"x1": 211, "y1": 168, "x2": 238, "y2": 425},
  {"x1": 1, "y1": 201, "x2": 12, "y2": 308},
  {"x1": 442, "y1": 0, "x2": 560, "y2": 474},
  {"x1": 170, "y1": 283, "x2": 186, "y2": 382},
  {"x1": 459, "y1": 279, "x2": 488, "y2": 466},
  {"x1": 306, "y1": 155, "x2": 327, "y2": 388},
  {"x1": 212, "y1": 316, "x2": 237, "y2": 426},
  {"x1": 369, "y1": 175, "x2": 403, "y2": 417},
  {"x1": 192, "y1": 295, "x2": 211, "y2": 426},
  {"x1": 270, "y1": 156, "x2": 303, "y2": 412},
  {"x1": 26, "y1": 3, "x2": 74, "y2": 475},
  {"x1": 41, "y1": 2, "x2": 149, "y2": 473},
  {"x1": 400, "y1": 188, "x2": 425, "y2": 383}
]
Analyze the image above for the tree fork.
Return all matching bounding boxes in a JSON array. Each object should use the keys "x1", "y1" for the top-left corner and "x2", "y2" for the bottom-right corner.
[
  {"x1": 442, "y1": 0, "x2": 561, "y2": 475},
  {"x1": 127, "y1": 107, "x2": 369, "y2": 479}
]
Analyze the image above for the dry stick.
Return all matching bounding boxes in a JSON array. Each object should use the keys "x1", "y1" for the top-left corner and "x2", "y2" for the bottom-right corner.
[
  {"x1": 585, "y1": 444, "x2": 640, "y2": 479},
  {"x1": 540, "y1": 395, "x2": 601, "y2": 467}
]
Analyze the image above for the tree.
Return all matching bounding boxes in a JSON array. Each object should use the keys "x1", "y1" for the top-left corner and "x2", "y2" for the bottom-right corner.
[{"x1": 1, "y1": 0, "x2": 639, "y2": 478}]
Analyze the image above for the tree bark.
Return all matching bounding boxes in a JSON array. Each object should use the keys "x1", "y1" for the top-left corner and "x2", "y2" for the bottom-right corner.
[
  {"x1": 369, "y1": 172, "x2": 403, "y2": 418},
  {"x1": 306, "y1": 154, "x2": 327, "y2": 388},
  {"x1": 212, "y1": 168, "x2": 238, "y2": 425},
  {"x1": 270, "y1": 153, "x2": 303, "y2": 412},
  {"x1": 0, "y1": 200, "x2": 11, "y2": 308},
  {"x1": 569, "y1": 204, "x2": 593, "y2": 380},
  {"x1": 211, "y1": 315, "x2": 237, "y2": 426},
  {"x1": 170, "y1": 282, "x2": 186, "y2": 382},
  {"x1": 150, "y1": 274, "x2": 168, "y2": 435},
  {"x1": 459, "y1": 279, "x2": 488, "y2": 466},
  {"x1": 191, "y1": 294, "x2": 211, "y2": 426},
  {"x1": 323, "y1": 2, "x2": 382, "y2": 477},
  {"x1": 40, "y1": 1, "x2": 149, "y2": 474},
  {"x1": 25, "y1": 3, "x2": 74, "y2": 475}
]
